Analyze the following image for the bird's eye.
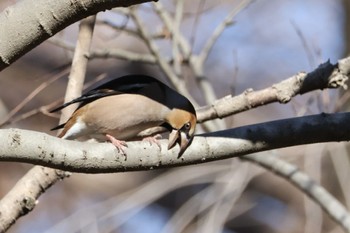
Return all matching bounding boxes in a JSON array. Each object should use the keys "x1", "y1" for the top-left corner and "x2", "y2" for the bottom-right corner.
[{"x1": 183, "y1": 122, "x2": 191, "y2": 131}]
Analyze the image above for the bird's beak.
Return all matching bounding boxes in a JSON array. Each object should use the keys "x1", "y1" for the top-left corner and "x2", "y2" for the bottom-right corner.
[{"x1": 168, "y1": 129, "x2": 191, "y2": 156}]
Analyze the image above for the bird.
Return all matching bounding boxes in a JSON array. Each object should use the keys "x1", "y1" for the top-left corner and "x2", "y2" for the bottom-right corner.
[{"x1": 50, "y1": 74, "x2": 197, "y2": 157}]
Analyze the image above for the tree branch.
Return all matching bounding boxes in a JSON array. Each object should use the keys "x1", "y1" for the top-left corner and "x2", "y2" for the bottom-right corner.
[
  {"x1": 48, "y1": 37, "x2": 158, "y2": 63},
  {"x1": 242, "y1": 153, "x2": 350, "y2": 233},
  {"x1": 0, "y1": 15, "x2": 97, "y2": 233},
  {"x1": 0, "y1": 112, "x2": 349, "y2": 173},
  {"x1": 0, "y1": 166, "x2": 69, "y2": 232},
  {"x1": 0, "y1": 0, "x2": 154, "y2": 71},
  {"x1": 197, "y1": 59, "x2": 349, "y2": 123}
]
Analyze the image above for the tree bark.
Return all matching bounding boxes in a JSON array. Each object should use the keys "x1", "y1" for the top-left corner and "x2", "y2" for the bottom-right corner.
[{"x1": 0, "y1": 0, "x2": 153, "y2": 71}]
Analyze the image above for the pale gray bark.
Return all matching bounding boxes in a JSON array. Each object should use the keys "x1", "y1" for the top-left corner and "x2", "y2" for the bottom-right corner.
[
  {"x1": 0, "y1": 112, "x2": 349, "y2": 173},
  {"x1": 0, "y1": 0, "x2": 152, "y2": 71}
]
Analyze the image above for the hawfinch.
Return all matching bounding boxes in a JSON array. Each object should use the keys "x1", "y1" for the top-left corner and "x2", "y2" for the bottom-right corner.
[{"x1": 51, "y1": 75, "x2": 197, "y2": 156}]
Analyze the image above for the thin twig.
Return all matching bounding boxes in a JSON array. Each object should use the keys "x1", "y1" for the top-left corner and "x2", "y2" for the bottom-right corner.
[
  {"x1": 2, "y1": 74, "x2": 107, "y2": 127},
  {"x1": 242, "y1": 153, "x2": 350, "y2": 233},
  {"x1": 60, "y1": 15, "x2": 97, "y2": 121},
  {"x1": 44, "y1": 165, "x2": 228, "y2": 232},
  {"x1": 303, "y1": 145, "x2": 324, "y2": 233},
  {"x1": 152, "y1": 1, "x2": 226, "y2": 129},
  {"x1": 189, "y1": 0, "x2": 206, "y2": 52},
  {"x1": 0, "y1": 67, "x2": 70, "y2": 127},
  {"x1": 291, "y1": 20, "x2": 316, "y2": 69},
  {"x1": 328, "y1": 143, "x2": 350, "y2": 209},
  {"x1": 198, "y1": 0, "x2": 253, "y2": 64},
  {"x1": 152, "y1": 2, "x2": 191, "y2": 58},
  {"x1": 151, "y1": 2, "x2": 221, "y2": 130},
  {"x1": 199, "y1": 162, "x2": 255, "y2": 233},
  {"x1": 49, "y1": 37, "x2": 158, "y2": 63},
  {"x1": 172, "y1": 0, "x2": 184, "y2": 76},
  {"x1": 192, "y1": 0, "x2": 253, "y2": 124},
  {"x1": 130, "y1": 7, "x2": 182, "y2": 90}
]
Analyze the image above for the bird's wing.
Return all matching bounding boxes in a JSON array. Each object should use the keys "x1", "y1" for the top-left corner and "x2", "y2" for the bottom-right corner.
[
  {"x1": 50, "y1": 89, "x2": 121, "y2": 113},
  {"x1": 50, "y1": 75, "x2": 158, "y2": 113}
]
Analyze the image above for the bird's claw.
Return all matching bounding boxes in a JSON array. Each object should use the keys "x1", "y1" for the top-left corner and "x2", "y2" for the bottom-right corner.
[
  {"x1": 142, "y1": 134, "x2": 162, "y2": 150},
  {"x1": 106, "y1": 134, "x2": 128, "y2": 160}
]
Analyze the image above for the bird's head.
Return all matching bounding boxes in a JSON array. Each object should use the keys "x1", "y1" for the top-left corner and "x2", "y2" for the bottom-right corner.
[{"x1": 166, "y1": 108, "x2": 197, "y2": 156}]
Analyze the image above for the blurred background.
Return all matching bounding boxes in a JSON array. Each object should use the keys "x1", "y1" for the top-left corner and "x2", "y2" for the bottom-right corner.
[{"x1": 0, "y1": 0, "x2": 349, "y2": 232}]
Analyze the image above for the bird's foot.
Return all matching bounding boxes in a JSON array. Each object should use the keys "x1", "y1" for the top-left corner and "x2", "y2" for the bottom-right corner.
[
  {"x1": 106, "y1": 134, "x2": 128, "y2": 160},
  {"x1": 142, "y1": 134, "x2": 162, "y2": 150}
]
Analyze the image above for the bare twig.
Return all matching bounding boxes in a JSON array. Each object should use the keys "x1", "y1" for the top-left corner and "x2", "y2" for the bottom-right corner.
[
  {"x1": 0, "y1": 67, "x2": 70, "y2": 127},
  {"x1": 130, "y1": 8, "x2": 183, "y2": 91},
  {"x1": 44, "y1": 164, "x2": 228, "y2": 232},
  {"x1": 89, "y1": 49, "x2": 157, "y2": 63},
  {"x1": 0, "y1": 74, "x2": 106, "y2": 127},
  {"x1": 198, "y1": 0, "x2": 253, "y2": 64},
  {"x1": 151, "y1": 2, "x2": 223, "y2": 130},
  {"x1": 193, "y1": 0, "x2": 251, "y2": 115},
  {"x1": 49, "y1": 37, "x2": 158, "y2": 63},
  {"x1": 197, "y1": 59, "x2": 349, "y2": 123},
  {"x1": 303, "y1": 145, "x2": 324, "y2": 233},
  {"x1": 96, "y1": 19, "x2": 137, "y2": 36},
  {"x1": 189, "y1": 0, "x2": 206, "y2": 51},
  {"x1": 61, "y1": 15, "x2": 96, "y2": 119},
  {"x1": 199, "y1": 162, "x2": 255, "y2": 233},
  {"x1": 242, "y1": 153, "x2": 350, "y2": 233},
  {"x1": 159, "y1": 163, "x2": 257, "y2": 233},
  {"x1": 291, "y1": 20, "x2": 316, "y2": 68},
  {"x1": 152, "y1": 2, "x2": 191, "y2": 58},
  {"x1": 172, "y1": 0, "x2": 185, "y2": 76},
  {"x1": 328, "y1": 143, "x2": 350, "y2": 209}
]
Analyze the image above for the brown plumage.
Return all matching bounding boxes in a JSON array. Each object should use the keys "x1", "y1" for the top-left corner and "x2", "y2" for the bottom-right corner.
[{"x1": 51, "y1": 75, "x2": 197, "y2": 156}]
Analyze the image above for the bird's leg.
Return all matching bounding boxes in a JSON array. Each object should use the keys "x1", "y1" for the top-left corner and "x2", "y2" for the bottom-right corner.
[
  {"x1": 105, "y1": 134, "x2": 128, "y2": 160},
  {"x1": 142, "y1": 134, "x2": 162, "y2": 150}
]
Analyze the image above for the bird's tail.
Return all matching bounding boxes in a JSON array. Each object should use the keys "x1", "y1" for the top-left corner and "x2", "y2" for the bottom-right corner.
[{"x1": 50, "y1": 123, "x2": 67, "y2": 138}]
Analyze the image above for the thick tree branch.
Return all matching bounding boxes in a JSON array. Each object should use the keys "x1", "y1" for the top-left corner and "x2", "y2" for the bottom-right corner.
[
  {"x1": 0, "y1": 112, "x2": 349, "y2": 173},
  {"x1": 0, "y1": 0, "x2": 154, "y2": 71},
  {"x1": 0, "y1": 15, "x2": 97, "y2": 233},
  {"x1": 1, "y1": 1, "x2": 348, "y2": 232}
]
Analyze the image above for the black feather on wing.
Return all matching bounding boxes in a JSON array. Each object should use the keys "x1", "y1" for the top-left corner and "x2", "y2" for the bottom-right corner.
[
  {"x1": 49, "y1": 89, "x2": 121, "y2": 113},
  {"x1": 51, "y1": 123, "x2": 66, "y2": 131},
  {"x1": 50, "y1": 75, "x2": 160, "y2": 113}
]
